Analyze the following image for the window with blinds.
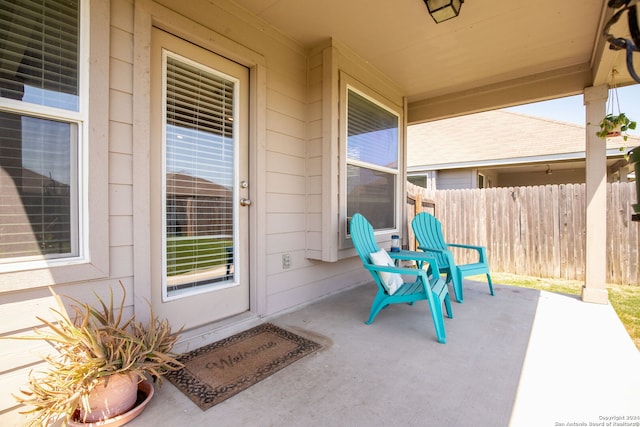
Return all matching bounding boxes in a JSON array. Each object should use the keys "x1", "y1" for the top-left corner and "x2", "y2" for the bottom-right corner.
[
  {"x1": 0, "y1": 0, "x2": 80, "y2": 263},
  {"x1": 346, "y1": 89, "x2": 399, "y2": 232},
  {"x1": 163, "y1": 53, "x2": 236, "y2": 294}
]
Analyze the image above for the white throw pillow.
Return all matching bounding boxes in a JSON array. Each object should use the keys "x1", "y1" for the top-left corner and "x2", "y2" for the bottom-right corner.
[{"x1": 369, "y1": 249, "x2": 404, "y2": 295}]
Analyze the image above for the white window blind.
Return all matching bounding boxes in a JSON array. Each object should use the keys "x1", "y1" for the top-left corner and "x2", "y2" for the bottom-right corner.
[
  {"x1": 0, "y1": 0, "x2": 80, "y2": 263},
  {"x1": 0, "y1": 0, "x2": 79, "y2": 109},
  {"x1": 164, "y1": 54, "x2": 236, "y2": 292}
]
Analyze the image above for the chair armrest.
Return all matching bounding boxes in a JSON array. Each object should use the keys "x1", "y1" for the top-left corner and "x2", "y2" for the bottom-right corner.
[
  {"x1": 365, "y1": 263, "x2": 440, "y2": 292},
  {"x1": 447, "y1": 243, "x2": 483, "y2": 250},
  {"x1": 416, "y1": 246, "x2": 449, "y2": 255},
  {"x1": 364, "y1": 263, "x2": 423, "y2": 276},
  {"x1": 364, "y1": 258, "x2": 440, "y2": 282},
  {"x1": 446, "y1": 243, "x2": 488, "y2": 263},
  {"x1": 386, "y1": 251, "x2": 442, "y2": 282}
]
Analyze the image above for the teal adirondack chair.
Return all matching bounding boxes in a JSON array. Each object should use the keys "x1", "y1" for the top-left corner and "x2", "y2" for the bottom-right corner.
[
  {"x1": 411, "y1": 212, "x2": 494, "y2": 303},
  {"x1": 350, "y1": 213, "x2": 452, "y2": 343}
]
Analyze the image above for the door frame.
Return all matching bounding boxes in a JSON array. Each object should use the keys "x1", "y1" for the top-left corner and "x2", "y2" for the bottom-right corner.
[
  {"x1": 132, "y1": 5, "x2": 267, "y2": 334},
  {"x1": 151, "y1": 28, "x2": 251, "y2": 329}
]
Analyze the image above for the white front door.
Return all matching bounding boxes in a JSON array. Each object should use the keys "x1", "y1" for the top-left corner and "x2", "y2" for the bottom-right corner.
[{"x1": 150, "y1": 28, "x2": 250, "y2": 330}]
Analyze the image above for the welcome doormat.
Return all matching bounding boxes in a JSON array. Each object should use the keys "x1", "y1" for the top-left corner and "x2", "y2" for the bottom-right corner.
[{"x1": 166, "y1": 323, "x2": 322, "y2": 410}]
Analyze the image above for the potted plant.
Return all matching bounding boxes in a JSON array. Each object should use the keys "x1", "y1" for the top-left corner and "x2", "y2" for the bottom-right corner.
[
  {"x1": 595, "y1": 69, "x2": 637, "y2": 141},
  {"x1": 596, "y1": 112, "x2": 637, "y2": 140},
  {"x1": 4, "y1": 282, "x2": 183, "y2": 426}
]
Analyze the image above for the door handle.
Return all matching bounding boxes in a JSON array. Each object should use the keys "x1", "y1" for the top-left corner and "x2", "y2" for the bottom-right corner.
[{"x1": 240, "y1": 198, "x2": 252, "y2": 206}]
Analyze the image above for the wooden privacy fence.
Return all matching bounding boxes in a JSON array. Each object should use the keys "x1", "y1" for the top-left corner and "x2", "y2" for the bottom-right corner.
[{"x1": 406, "y1": 182, "x2": 640, "y2": 285}]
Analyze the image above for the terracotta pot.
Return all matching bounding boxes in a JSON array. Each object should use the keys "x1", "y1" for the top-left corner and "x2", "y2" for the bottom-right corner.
[
  {"x1": 78, "y1": 373, "x2": 139, "y2": 423},
  {"x1": 69, "y1": 380, "x2": 154, "y2": 427},
  {"x1": 606, "y1": 123, "x2": 623, "y2": 138}
]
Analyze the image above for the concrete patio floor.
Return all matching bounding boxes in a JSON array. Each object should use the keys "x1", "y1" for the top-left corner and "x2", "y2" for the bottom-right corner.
[{"x1": 130, "y1": 281, "x2": 640, "y2": 427}]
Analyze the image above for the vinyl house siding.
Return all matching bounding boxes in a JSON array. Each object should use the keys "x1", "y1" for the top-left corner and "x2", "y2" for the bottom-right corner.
[{"x1": 0, "y1": 0, "x2": 390, "y2": 422}]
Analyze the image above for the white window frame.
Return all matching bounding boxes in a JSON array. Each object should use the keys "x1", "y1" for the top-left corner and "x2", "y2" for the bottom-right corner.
[
  {"x1": 339, "y1": 74, "x2": 403, "y2": 249},
  {"x1": 408, "y1": 174, "x2": 429, "y2": 189},
  {"x1": 0, "y1": 0, "x2": 109, "y2": 292},
  {"x1": 478, "y1": 172, "x2": 486, "y2": 188}
]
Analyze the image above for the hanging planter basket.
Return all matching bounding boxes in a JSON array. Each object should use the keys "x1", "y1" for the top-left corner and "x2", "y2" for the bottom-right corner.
[
  {"x1": 596, "y1": 113, "x2": 636, "y2": 140},
  {"x1": 596, "y1": 70, "x2": 637, "y2": 141}
]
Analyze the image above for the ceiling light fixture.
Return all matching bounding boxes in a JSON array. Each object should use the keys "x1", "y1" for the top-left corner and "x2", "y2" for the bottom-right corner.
[{"x1": 423, "y1": 0, "x2": 464, "y2": 24}]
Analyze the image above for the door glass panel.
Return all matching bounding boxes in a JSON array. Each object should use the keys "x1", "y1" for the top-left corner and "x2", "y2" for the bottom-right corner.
[{"x1": 164, "y1": 53, "x2": 236, "y2": 296}]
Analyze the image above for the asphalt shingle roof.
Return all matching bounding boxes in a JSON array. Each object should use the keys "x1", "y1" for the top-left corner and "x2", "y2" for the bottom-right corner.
[{"x1": 407, "y1": 110, "x2": 637, "y2": 168}]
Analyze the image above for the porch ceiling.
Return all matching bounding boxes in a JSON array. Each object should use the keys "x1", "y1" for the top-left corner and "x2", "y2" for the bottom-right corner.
[{"x1": 231, "y1": 0, "x2": 639, "y2": 122}]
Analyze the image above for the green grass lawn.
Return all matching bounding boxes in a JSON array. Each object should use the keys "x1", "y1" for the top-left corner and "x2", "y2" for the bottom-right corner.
[
  {"x1": 166, "y1": 237, "x2": 232, "y2": 276},
  {"x1": 470, "y1": 272, "x2": 640, "y2": 351}
]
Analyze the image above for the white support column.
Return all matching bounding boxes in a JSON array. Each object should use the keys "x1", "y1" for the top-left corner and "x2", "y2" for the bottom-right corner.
[{"x1": 582, "y1": 85, "x2": 609, "y2": 304}]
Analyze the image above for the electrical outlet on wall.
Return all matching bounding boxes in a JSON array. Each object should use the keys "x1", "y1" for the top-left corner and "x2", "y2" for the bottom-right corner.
[{"x1": 282, "y1": 253, "x2": 291, "y2": 269}]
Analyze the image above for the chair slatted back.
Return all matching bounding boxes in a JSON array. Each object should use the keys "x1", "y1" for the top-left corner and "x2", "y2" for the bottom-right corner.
[
  {"x1": 412, "y1": 212, "x2": 449, "y2": 268},
  {"x1": 350, "y1": 213, "x2": 380, "y2": 263}
]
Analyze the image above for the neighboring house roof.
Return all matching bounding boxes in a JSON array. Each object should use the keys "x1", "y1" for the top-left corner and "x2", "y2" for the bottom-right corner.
[{"x1": 407, "y1": 110, "x2": 639, "y2": 171}]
